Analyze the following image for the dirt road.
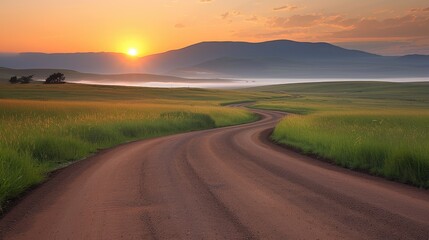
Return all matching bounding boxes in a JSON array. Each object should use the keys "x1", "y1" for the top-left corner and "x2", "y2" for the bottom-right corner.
[{"x1": 1, "y1": 108, "x2": 428, "y2": 239}]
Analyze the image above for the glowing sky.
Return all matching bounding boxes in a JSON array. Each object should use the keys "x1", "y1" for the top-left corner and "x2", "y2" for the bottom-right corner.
[{"x1": 1, "y1": 0, "x2": 428, "y2": 56}]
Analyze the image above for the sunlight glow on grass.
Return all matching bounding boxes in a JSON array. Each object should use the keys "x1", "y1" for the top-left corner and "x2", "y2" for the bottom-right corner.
[{"x1": 0, "y1": 84, "x2": 262, "y2": 211}]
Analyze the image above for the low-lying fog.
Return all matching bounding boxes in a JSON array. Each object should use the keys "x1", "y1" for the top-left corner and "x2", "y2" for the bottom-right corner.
[{"x1": 72, "y1": 78, "x2": 429, "y2": 89}]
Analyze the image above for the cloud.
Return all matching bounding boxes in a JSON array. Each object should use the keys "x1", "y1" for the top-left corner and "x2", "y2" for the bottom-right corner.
[
  {"x1": 234, "y1": 6, "x2": 429, "y2": 55},
  {"x1": 322, "y1": 15, "x2": 357, "y2": 28},
  {"x1": 273, "y1": 5, "x2": 298, "y2": 11},
  {"x1": 220, "y1": 10, "x2": 241, "y2": 21},
  {"x1": 245, "y1": 15, "x2": 258, "y2": 22},
  {"x1": 335, "y1": 40, "x2": 429, "y2": 55},
  {"x1": 410, "y1": 7, "x2": 429, "y2": 12},
  {"x1": 199, "y1": 0, "x2": 212, "y2": 2},
  {"x1": 220, "y1": 12, "x2": 229, "y2": 20},
  {"x1": 268, "y1": 14, "x2": 356, "y2": 29},
  {"x1": 334, "y1": 12, "x2": 429, "y2": 38},
  {"x1": 268, "y1": 14, "x2": 322, "y2": 28},
  {"x1": 174, "y1": 23, "x2": 185, "y2": 28},
  {"x1": 266, "y1": 9, "x2": 429, "y2": 39}
]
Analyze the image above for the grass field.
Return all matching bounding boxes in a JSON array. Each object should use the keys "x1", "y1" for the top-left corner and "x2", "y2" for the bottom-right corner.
[
  {"x1": 0, "y1": 83, "x2": 275, "y2": 211},
  {"x1": 251, "y1": 82, "x2": 429, "y2": 188},
  {"x1": 1, "y1": 81, "x2": 428, "y2": 211}
]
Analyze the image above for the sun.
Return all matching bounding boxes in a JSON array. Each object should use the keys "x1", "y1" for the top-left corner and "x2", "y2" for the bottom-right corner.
[{"x1": 127, "y1": 48, "x2": 138, "y2": 57}]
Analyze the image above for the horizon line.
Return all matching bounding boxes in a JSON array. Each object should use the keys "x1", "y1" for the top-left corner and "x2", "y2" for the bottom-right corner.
[{"x1": 0, "y1": 39, "x2": 427, "y2": 57}]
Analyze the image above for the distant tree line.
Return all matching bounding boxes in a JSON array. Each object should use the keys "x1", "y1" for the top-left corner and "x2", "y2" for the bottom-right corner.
[
  {"x1": 9, "y1": 75, "x2": 34, "y2": 84},
  {"x1": 9, "y1": 73, "x2": 66, "y2": 84}
]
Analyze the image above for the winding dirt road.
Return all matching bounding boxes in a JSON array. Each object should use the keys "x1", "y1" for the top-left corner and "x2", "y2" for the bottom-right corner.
[{"x1": 1, "y1": 107, "x2": 429, "y2": 240}]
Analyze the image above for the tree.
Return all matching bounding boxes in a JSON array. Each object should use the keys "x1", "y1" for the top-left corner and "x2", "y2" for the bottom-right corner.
[
  {"x1": 9, "y1": 76, "x2": 19, "y2": 84},
  {"x1": 9, "y1": 75, "x2": 34, "y2": 84},
  {"x1": 19, "y1": 75, "x2": 33, "y2": 84},
  {"x1": 45, "y1": 73, "x2": 66, "y2": 84}
]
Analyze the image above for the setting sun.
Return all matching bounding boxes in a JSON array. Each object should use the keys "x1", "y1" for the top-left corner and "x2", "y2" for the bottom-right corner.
[{"x1": 127, "y1": 48, "x2": 138, "y2": 56}]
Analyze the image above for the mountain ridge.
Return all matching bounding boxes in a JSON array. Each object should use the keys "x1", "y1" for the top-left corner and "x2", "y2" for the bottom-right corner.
[{"x1": 1, "y1": 40, "x2": 428, "y2": 78}]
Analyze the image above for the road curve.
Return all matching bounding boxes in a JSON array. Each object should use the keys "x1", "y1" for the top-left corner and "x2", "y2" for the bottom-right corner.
[{"x1": 1, "y1": 107, "x2": 429, "y2": 240}]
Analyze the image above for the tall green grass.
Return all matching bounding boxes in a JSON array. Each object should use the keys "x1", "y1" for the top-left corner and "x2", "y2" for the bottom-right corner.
[
  {"x1": 272, "y1": 111, "x2": 429, "y2": 187},
  {"x1": 0, "y1": 97, "x2": 257, "y2": 211},
  {"x1": 254, "y1": 93, "x2": 429, "y2": 188}
]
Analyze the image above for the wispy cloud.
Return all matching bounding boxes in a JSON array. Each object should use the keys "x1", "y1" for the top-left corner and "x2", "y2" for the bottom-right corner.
[
  {"x1": 268, "y1": 14, "x2": 321, "y2": 28},
  {"x1": 265, "y1": 8, "x2": 429, "y2": 39},
  {"x1": 273, "y1": 5, "x2": 299, "y2": 11},
  {"x1": 410, "y1": 6, "x2": 429, "y2": 12},
  {"x1": 220, "y1": 12, "x2": 229, "y2": 20},
  {"x1": 335, "y1": 40, "x2": 429, "y2": 55},
  {"x1": 245, "y1": 15, "x2": 258, "y2": 22},
  {"x1": 334, "y1": 11, "x2": 429, "y2": 38},
  {"x1": 220, "y1": 10, "x2": 241, "y2": 21}
]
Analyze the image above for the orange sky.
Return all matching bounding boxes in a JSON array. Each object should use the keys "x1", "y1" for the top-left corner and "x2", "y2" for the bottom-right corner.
[{"x1": 1, "y1": 0, "x2": 428, "y2": 56}]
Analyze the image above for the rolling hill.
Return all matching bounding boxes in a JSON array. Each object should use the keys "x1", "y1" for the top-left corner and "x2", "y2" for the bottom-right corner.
[
  {"x1": 1, "y1": 40, "x2": 429, "y2": 79},
  {"x1": 0, "y1": 67, "x2": 231, "y2": 85}
]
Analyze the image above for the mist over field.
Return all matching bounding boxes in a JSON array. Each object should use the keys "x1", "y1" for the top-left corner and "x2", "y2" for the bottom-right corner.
[
  {"x1": 1, "y1": 41, "x2": 429, "y2": 85},
  {"x1": 72, "y1": 77, "x2": 429, "y2": 89}
]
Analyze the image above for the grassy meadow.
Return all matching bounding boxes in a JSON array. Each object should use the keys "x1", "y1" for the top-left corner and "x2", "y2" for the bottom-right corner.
[
  {"x1": 0, "y1": 83, "x2": 275, "y2": 211},
  {"x1": 1, "y1": 81, "x2": 428, "y2": 211},
  {"x1": 251, "y1": 82, "x2": 429, "y2": 188}
]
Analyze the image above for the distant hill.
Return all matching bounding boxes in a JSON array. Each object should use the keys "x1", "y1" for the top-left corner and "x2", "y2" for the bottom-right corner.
[
  {"x1": 1, "y1": 40, "x2": 429, "y2": 78},
  {"x1": 0, "y1": 67, "x2": 231, "y2": 84},
  {"x1": 141, "y1": 40, "x2": 377, "y2": 74},
  {"x1": 0, "y1": 52, "x2": 134, "y2": 74},
  {"x1": 147, "y1": 41, "x2": 428, "y2": 78}
]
